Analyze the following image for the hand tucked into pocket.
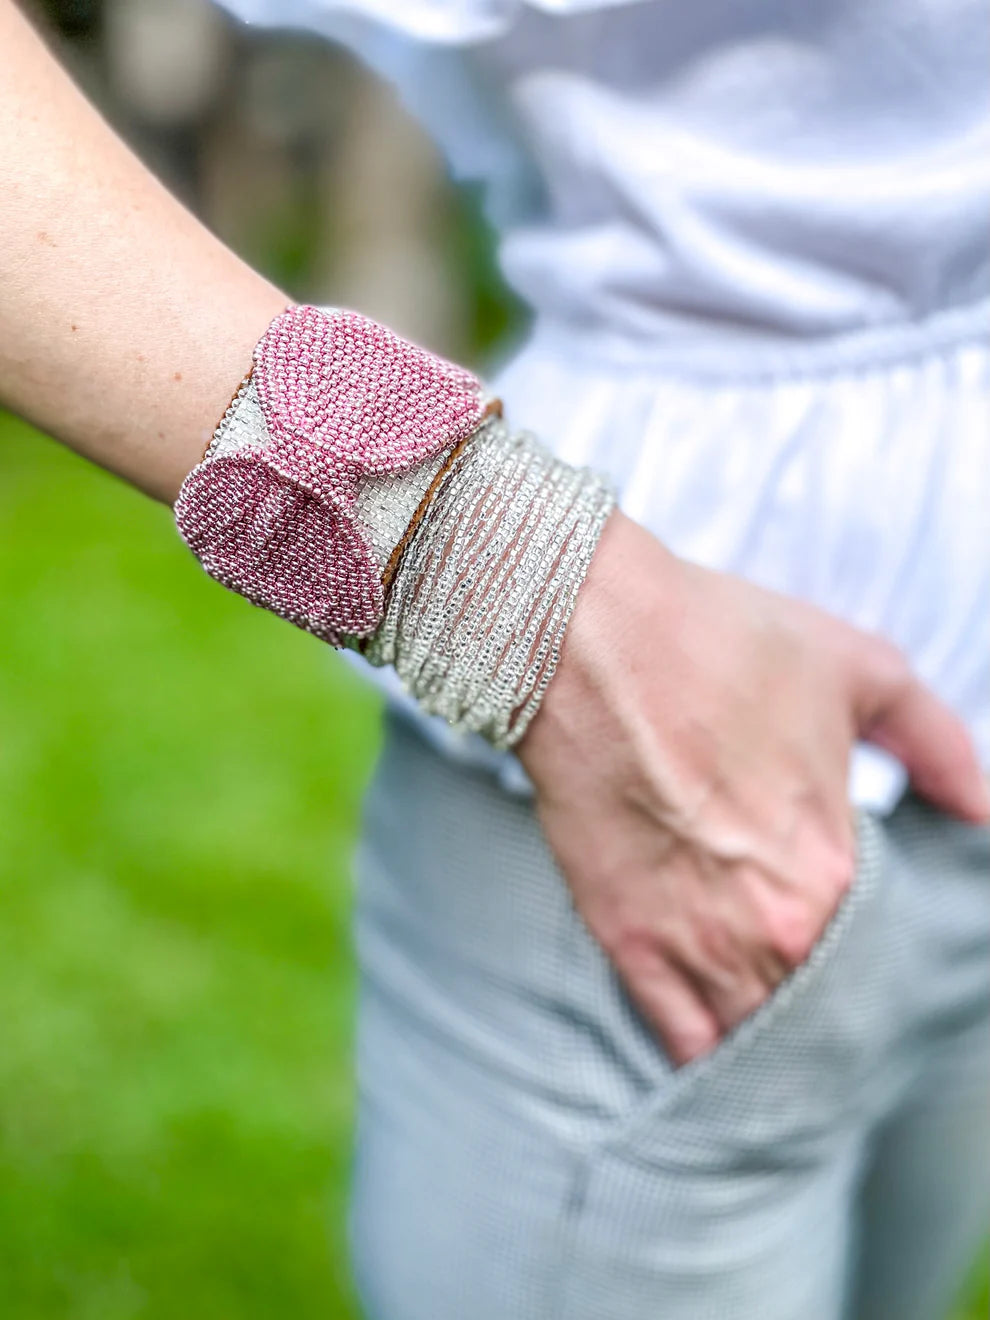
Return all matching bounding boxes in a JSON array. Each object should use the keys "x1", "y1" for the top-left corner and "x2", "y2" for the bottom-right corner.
[{"x1": 518, "y1": 512, "x2": 990, "y2": 1065}]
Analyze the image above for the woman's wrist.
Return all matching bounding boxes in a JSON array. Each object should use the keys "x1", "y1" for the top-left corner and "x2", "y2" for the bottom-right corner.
[{"x1": 515, "y1": 512, "x2": 679, "y2": 764}]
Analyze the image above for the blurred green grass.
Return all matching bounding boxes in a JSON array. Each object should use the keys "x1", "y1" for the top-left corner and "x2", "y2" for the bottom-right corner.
[
  {"x1": 0, "y1": 413, "x2": 378, "y2": 1317},
  {"x1": 0, "y1": 412, "x2": 986, "y2": 1318}
]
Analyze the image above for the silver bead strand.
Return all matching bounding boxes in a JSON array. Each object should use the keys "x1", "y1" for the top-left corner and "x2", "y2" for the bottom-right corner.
[{"x1": 361, "y1": 417, "x2": 615, "y2": 750}]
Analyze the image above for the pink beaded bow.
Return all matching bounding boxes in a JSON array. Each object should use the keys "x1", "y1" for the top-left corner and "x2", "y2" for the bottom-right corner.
[{"x1": 175, "y1": 305, "x2": 491, "y2": 644}]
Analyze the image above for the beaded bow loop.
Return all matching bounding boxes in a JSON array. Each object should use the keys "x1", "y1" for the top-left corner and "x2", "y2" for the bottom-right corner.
[
  {"x1": 254, "y1": 305, "x2": 489, "y2": 489},
  {"x1": 175, "y1": 305, "x2": 493, "y2": 644},
  {"x1": 174, "y1": 454, "x2": 384, "y2": 645}
]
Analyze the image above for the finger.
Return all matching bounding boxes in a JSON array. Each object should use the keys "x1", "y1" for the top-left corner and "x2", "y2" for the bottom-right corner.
[
  {"x1": 619, "y1": 953, "x2": 721, "y2": 1066},
  {"x1": 860, "y1": 663, "x2": 989, "y2": 824},
  {"x1": 673, "y1": 872, "x2": 791, "y2": 1034},
  {"x1": 752, "y1": 943, "x2": 792, "y2": 987},
  {"x1": 673, "y1": 941, "x2": 778, "y2": 1037},
  {"x1": 699, "y1": 971, "x2": 776, "y2": 1036}
]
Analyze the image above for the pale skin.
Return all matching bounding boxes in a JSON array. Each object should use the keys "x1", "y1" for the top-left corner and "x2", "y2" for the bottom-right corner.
[{"x1": 2, "y1": 2, "x2": 987, "y2": 1066}]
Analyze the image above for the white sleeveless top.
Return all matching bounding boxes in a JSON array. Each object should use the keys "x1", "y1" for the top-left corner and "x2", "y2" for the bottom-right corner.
[{"x1": 220, "y1": 0, "x2": 990, "y2": 809}]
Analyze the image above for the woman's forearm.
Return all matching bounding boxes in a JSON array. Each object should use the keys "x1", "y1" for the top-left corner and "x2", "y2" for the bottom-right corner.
[{"x1": 0, "y1": 0, "x2": 286, "y2": 501}]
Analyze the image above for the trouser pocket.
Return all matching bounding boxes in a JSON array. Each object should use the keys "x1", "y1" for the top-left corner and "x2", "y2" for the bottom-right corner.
[{"x1": 550, "y1": 813, "x2": 904, "y2": 1320}]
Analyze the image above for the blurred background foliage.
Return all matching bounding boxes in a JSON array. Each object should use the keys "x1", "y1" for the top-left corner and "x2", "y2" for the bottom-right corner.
[{"x1": 0, "y1": 2, "x2": 985, "y2": 1316}]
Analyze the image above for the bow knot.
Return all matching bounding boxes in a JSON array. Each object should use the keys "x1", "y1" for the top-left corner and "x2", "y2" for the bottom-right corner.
[{"x1": 175, "y1": 306, "x2": 490, "y2": 644}]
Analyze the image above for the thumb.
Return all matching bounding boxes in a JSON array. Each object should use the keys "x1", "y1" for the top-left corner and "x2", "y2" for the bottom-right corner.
[{"x1": 855, "y1": 642, "x2": 989, "y2": 823}]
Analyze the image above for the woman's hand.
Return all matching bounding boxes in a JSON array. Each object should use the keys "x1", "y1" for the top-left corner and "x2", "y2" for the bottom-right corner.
[{"x1": 518, "y1": 513, "x2": 989, "y2": 1065}]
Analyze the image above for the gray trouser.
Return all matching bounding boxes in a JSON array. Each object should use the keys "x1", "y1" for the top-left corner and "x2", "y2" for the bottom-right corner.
[{"x1": 351, "y1": 715, "x2": 990, "y2": 1320}]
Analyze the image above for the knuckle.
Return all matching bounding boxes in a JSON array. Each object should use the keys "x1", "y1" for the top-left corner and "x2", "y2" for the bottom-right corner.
[
  {"x1": 747, "y1": 983, "x2": 774, "y2": 1016},
  {"x1": 866, "y1": 636, "x2": 911, "y2": 691},
  {"x1": 764, "y1": 904, "x2": 819, "y2": 968},
  {"x1": 668, "y1": 1022, "x2": 719, "y2": 1064},
  {"x1": 604, "y1": 919, "x2": 656, "y2": 971},
  {"x1": 696, "y1": 919, "x2": 740, "y2": 971},
  {"x1": 721, "y1": 989, "x2": 770, "y2": 1035},
  {"x1": 827, "y1": 846, "x2": 856, "y2": 899},
  {"x1": 939, "y1": 724, "x2": 980, "y2": 779}
]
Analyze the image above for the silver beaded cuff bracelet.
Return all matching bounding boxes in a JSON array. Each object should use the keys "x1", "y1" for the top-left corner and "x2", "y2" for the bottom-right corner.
[{"x1": 360, "y1": 415, "x2": 615, "y2": 748}]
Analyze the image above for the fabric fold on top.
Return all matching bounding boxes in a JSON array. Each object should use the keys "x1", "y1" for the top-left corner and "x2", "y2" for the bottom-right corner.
[{"x1": 221, "y1": 0, "x2": 651, "y2": 44}]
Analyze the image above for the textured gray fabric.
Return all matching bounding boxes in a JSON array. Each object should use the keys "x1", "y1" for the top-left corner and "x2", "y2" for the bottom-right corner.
[{"x1": 351, "y1": 714, "x2": 990, "y2": 1320}]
